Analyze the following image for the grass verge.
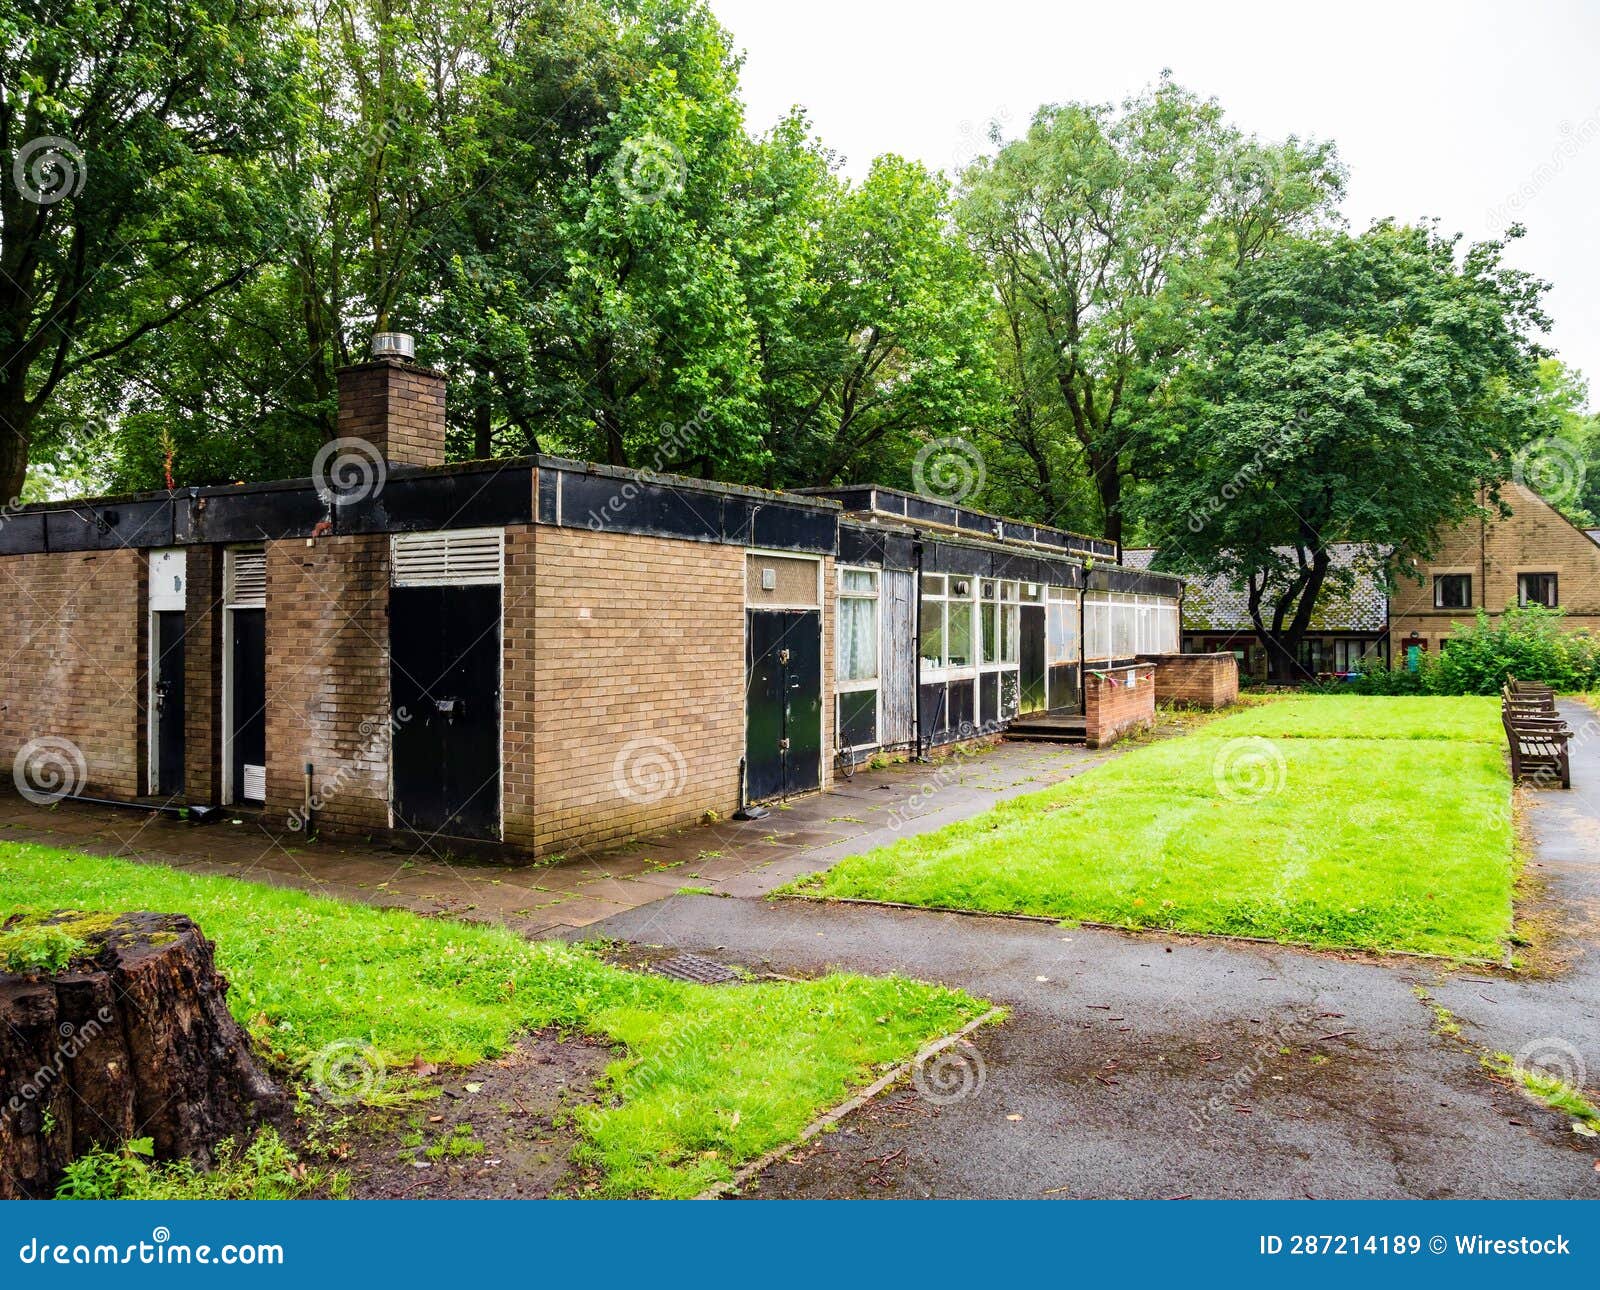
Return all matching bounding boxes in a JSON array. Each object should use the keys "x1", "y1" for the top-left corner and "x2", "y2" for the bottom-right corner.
[
  {"x1": 0, "y1": 842, "x2": 982, "y2": 1198},
  {"x1": 792, "y1": 697, "x2": 1514, "y2": 960}
]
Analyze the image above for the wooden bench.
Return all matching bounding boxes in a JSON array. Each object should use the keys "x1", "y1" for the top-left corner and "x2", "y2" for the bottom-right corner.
[{"x1": 1501, "y1": 682, "x2": 1571, "y2": 788}]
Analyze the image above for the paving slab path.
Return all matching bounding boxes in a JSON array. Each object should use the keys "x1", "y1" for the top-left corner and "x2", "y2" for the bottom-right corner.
[{"x1": 0, "y1": 735, "x2": 1115, "y2": 935}]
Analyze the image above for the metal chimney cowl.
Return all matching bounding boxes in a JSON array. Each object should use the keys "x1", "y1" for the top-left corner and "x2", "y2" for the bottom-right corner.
[{"x1": 371, "y1": 331, "x2": 416, "y2": 361}]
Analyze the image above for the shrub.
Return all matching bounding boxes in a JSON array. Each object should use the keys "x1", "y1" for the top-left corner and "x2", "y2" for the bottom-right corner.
[
  {"x1": 56, "y1": 1129, "x2": 330, "y2": 1200},
  {"x1": 1331, "y1": 608, "x2": 1600, "y2": 696}
]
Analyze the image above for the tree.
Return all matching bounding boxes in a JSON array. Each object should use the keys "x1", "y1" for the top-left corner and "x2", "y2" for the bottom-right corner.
[
  {"x1": 958, "y1": 77, "x2": 1343, "y2": 542},
  {"x1": 1518, "y1": 357, "x2": 1599, "y2": 527},
  {"x1": 1147, "y1": 223, "x2": 1552, "y2": 681},
  {"x1": 744, "y1": 146, "x2": 998, "y2": 490},
  {"x1": 0, "y1": 0, "x2": 302, "y2": 500}
]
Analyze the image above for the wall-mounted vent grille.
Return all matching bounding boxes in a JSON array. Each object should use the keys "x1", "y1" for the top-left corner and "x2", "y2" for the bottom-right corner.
[
  {"x1": 225, "y1": 547, "x2": 267, "y2": 608},
  {"x1": 392, "y1": 528, "x2": 504, "y2": 587}
]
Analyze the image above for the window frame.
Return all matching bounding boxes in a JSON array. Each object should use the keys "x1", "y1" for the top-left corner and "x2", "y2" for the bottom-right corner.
[
  {"x1": 1517, "y1": 571, "x2": 1559, "y2": 608},
  {"x1": 835, "y1": 565, "x2": 881, "y2": 694},
  {"x1": 1433, "y1": 572, "x2": 1472, "y2": 609},
  {"x1": 836, "y1": 565, "x2": 883, "y2": 754}
]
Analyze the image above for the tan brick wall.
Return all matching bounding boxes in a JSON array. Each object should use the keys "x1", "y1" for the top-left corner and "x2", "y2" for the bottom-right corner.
[
  {"x1": 1390, "y1": 481, "x2": 1600, "y2": 647},
  {"x1": 263, "y1": 535, "x2": 390, "y2": 833},
  {"x1": 184, "y1": 546, "x2": 223, "y2": 800},
  {"x1": 524, "y1": 526, "x2": 748, "y2": 855},
  {"x1": 335, "y1": 359, "x2": 446, "y2": 469},
  {"x1": 502, "y1": 525, "x2": 536, "y2": 849},
  {"x1": 1139, "y1": 652, "x2": 1238, "y2": 709},
  {"x1": 0, "y1": 548, "x2": 145, "y2": 799},
  {"x1": 1084, "y1": 663, "x2": 1156, "y2": 748}
]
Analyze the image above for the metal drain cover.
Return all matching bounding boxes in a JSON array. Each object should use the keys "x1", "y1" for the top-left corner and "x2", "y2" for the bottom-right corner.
[{"x1": 651, "y1": 953, "x2": 741, "y2": 985}]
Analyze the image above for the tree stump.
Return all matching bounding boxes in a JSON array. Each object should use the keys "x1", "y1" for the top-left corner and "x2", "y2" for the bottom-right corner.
[{"x1": 0, "y1": 912, "x2": 282, "y2": 1198}]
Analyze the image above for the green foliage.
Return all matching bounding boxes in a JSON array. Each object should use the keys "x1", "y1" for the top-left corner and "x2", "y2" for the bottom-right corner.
[
  {"x1": 0, "y1": 923, "x2": 85, "y2": 974},
  {"x1": 1327, "y1": 608, "x2": 1600, "y2": 695},
  {"x1": 795, "y1": 696, "x2": 1515, "y2": 960},
  {"x1": 1150, "y1": 222, "x2": 1553, "y2": 679},
  {"x1": 0, "y1": 842, "x2": 982, "y2": 1198},
  {"x1": 0, "y1": 0, "x2": 303, "y2": 499},
  {"x1": 959, "y1": 76, "x2": 1343, "y2": 539},
  {"x1": 1411, "y1": 608, "x2": 1595, "y2": 695},
  {"x1": 56, "y1": 1129, "x2": 328, "y2": 1200}
]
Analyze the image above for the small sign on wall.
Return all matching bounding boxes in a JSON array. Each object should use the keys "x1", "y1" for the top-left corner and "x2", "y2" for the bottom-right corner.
[{"x1": 149, "y1": 549, "x2": 187, "y2": 611}]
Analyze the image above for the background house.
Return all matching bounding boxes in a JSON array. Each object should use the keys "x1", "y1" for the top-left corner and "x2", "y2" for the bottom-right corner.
[
  {"x1": 1121, "y1": 546, "x2": 1389, "y2": 679},
  {"x1": 1388, "y1": 479, "x2": 1600, "y2": 657}
]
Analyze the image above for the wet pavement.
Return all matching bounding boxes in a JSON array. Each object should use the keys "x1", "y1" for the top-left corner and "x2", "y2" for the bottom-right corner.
[
  {"x1": 580, "y1": 699, "x2": 1600, "y2": 1199},
  {"x1": 0, "y1": 734, "x2": 1114, "y2": 936}
]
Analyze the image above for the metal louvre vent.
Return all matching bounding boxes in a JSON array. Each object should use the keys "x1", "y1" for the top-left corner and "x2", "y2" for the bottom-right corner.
[
  {"x1": 225, "y1": 547, "x2": 266, "y2": 608},
  {"x1": 391, "y1": 528, "x2": 504, "y2": 587}
]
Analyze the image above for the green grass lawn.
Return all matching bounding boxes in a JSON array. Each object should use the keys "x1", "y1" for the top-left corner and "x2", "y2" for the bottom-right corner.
[
  {"x1": 1207, "y1": 694, "x2": 1503, "y2": 743},
  {"x1": 0, "y1": 843, "x2": 983, "y2": 1198},
  {"x1": 794, "y1": 696, "x2": 1515, "y2": 960}
]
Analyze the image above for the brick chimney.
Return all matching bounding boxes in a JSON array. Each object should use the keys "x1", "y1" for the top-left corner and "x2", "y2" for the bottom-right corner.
[{"x1": 335, "y1": 333, "x2": 446, "y2": 469}]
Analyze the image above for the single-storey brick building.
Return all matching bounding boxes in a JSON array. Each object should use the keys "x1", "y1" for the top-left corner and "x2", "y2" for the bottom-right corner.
[{"x1": 0, "y1": 339, "x2": 1183, "y2": 857}]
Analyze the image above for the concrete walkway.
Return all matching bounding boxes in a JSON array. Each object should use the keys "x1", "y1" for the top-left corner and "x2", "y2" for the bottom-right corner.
[{"x1": 0, "y1": 733, "x2": 1116, "y2": 937}]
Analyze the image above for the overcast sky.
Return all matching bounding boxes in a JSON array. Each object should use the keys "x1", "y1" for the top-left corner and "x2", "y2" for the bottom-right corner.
[{"x1": 711, "y1": 0, "x2": 1600, "y2": 401}]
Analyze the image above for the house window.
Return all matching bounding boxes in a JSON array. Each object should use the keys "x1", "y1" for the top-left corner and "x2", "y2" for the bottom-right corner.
[
  {"x1": 919, "y1": 574, "x2": 977, "y2": 672},
  {"x1": 1518, "y1": 572, "x2": 1558, "y2": 608},
  {"x1": 837, "y1": 568, "x2": 880, "y2": 749},
  {"x1": 1433, "y1": 573, "x2": 1471, "y2": 609}
]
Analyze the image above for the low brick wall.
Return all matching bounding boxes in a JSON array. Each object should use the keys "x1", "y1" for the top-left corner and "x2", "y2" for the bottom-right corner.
[
  {"x1": 1138, "y1": 652, "x2": 1239, "y2": 710},
  {"x1": 1084, "y1": 663, "x2": 1156, "y2": 748}
]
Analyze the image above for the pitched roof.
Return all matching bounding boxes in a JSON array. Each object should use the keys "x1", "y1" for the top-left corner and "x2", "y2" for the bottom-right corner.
[{"x1": 1121, "y1": 544, "x2": 1388, "y2": 633}]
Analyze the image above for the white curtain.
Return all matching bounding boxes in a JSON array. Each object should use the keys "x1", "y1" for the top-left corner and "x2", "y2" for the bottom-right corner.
[{"x1": 838, "y1": 596, "x2": 878, "y2": 682}]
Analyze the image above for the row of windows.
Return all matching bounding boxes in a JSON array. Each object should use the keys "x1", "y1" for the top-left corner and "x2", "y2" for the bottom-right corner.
[
  {"x1": 1434, "y1": 572, "x2": 1559, "y2": 609},
  {"x1": 837, "y1": 568, "x2": 1180, "y2": 750}
]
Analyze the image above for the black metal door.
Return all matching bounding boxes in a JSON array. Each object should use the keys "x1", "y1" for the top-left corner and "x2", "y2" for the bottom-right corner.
[
  {"x1": 153, "y1": 610, "x2": 186, "y2": 796},
  {"x1": 390, "y1": 584, "x2": 501, "y2": 840},
  {"x1": 229, "y1": 608, "x2": 266, "y2": 803},
  {"x1": 1019, "y1": 605, "x2": 1047, "y2": 714},
  {"x1": 745, "y1": 609, "x2": 821, "y2": 801}
]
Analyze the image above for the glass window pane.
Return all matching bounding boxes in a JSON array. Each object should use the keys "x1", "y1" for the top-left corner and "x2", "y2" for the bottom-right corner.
[
  {"x1": 842, "y1": 569, "x2": 877, "y2": 594},
  {"x1": 838, "y1": 596, "x2": 878, "y2": 681},
  {"x1": 920, "y1": 597, "x2": 944, "y2": 668},
  {"x1": 923, "y1": 574, "x2": 946, "y2": 597},
  {"x1": 947, "y1": 601, "x2": 973, "y2": 667},
  {"x1": 1002, "y1": 603, "x2": 1020, "y2": 663},
  {"x1": 982, "y1": 601, "x2": 998, "y2": 663}
]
